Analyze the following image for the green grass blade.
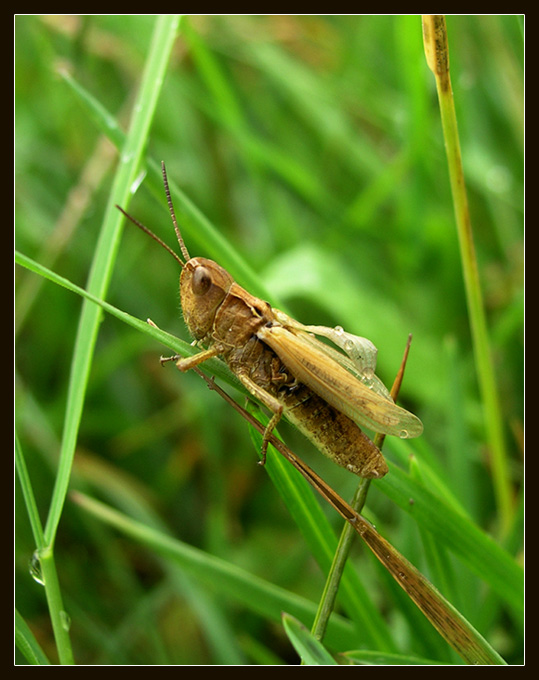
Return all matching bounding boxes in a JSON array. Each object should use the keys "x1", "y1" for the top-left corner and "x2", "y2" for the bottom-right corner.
[
  {"x1": 343, "y1": 650, "x2": 449, "y2": 665},
  {"x1": 422, "y1": 15, "x2": 513, "y2": 534},
  {"x1": 72, "y1": 492, "x2": 360, "y2": 653},
  {"x1": 42, "y1": 15, "x2": 181, "y2": 547},
  {"x1": 16, "y1": 435, "x2": 74, "y2": 665},
  {"x1": 15, "y1": 250, "x2": 232, "y2": 386},
  {"x1": 281, "y1": 613, "x2": 338, "y2": 665},
  {"x1": 60, "y1": 70, "x2": 269, "y2": 302},
  {"x1": 37, "y1": 545, "x2": 75, "y2": 665},
  {"x1": 15, "y1": 609, "x2": 51, "y2": 665},
  {"x1": 246, "y1": 404, "x2": 396, "y2": 652},
  {"x1": 15, "y1": 433, "x2": 45, "y2": 549},
  {"x1": 379, "y1": 462, "x2": 523, "y2": 615}
]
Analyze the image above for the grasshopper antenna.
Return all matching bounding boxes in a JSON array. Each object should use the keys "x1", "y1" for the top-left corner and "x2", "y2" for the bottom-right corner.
[
  {"x1": 116, "y1": 205, "x2": 185, "y2": 269},
  {"x1": 161, "y1": 161, "x2": 191, "y2": 263}
]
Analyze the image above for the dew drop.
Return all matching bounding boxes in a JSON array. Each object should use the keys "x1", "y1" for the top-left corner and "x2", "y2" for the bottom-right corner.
[
  {"x1": 129, "y1": 169, "x2": 147, "y2": 195},
  {"x1": 60, "y1": 610, "x2": 72, "y2": 632},
  {"x1": 399, "y1": 429, "x2": 410, "y2": 439},
  {"x1": 29, "y1": 551, "x2": 45, "y2": 586}
]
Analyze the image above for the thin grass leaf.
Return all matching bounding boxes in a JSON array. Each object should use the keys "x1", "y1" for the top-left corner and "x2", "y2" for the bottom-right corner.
[
  {"x1": 60, "y1": 70, "x2": 270, "y2": 302},
  {"x1": 71, "y1": 491, "x2": 360, "y2": 653},
  {"x1": 342, "y1": 649, "x2": 448, "y2": 666},
  {"x1": 245, "y1": 403, "x2": 396, "y2": 652},
  {"x1": 358, "y1": 520, "x2": 506, "y2": 665},
  {"x1": 15, "y1": 609, "x2": 51, "y2": 665},
  {"x1": 281, "y1": 613, "x2": 338, "y2": 665},
  {"x1": 15, "y1": 250, "x2": 232, "y2": 387},
  {"x1": 182, "y1": 20, "x2": 340, "y2": 218},
  {"x1": 43, "y1": 15, "x2": 181, "y2": 548},
  {"x1": 15, "y1": 434, "x2": 45, "y2": 549},
  {"x1": 379, "y1": 463, "x2": 523, "y2": 615},
  {"x1": 310, "y1": 335, "x2": 414, "y2": 646},
  {"x1": 422, "y1": 15, "x2": 513, "y2": 533},
  {"x1": 16, "y1": 435, "x2": 74, "y2": 665}
]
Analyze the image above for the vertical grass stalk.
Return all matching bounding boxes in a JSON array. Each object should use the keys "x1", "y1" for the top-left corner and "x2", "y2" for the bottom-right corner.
[
  {"x1": 16, "y1": 436, "x2": 74, "y2": 664},
  {"x1": 310, "y1": 338, "x2": 413, "y2": 646},
  {"x1": 421, "y1": 15, "x2": 513, "y2": 534},
  {"x1": 309, "y1": 477, "x2": 371, "y2": 644},
  {"x1": 42, "y1": 15, "x2": 181, "y2": 548},
  {"x1": 16, "y1": 16, "x2": 180, "y2": 664}
]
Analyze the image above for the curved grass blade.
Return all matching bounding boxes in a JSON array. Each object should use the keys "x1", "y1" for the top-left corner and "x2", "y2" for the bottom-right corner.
[
  {"x1": 16, "y1": 435, "x2": 74, "y2": 665},
  {"x1": 281, "y1": 613, "x2": 338, "y2": 665},
  {"x1": 15, "y1": 250, "x2": 232, "y2": 387},
  {"x1": 71, "y1": 492, "x2": 360, "y2": 652},
  {"x1": 15, "y1": 609, "x2": 51, "y2": 665},
  {"x1": 59, "y1": 69, "x2": 269, "y2": 303},
  {"x1": 342, "y1": 649, "x2": 448, "y2": 666},
  {"x1": 42, "y1": 15, "x2": 181, "y2": 549}
]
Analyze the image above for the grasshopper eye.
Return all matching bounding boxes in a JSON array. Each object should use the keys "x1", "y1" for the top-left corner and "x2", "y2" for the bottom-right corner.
[{"x1": 192, "y1": 266, "x2": 212, "y2": 296}]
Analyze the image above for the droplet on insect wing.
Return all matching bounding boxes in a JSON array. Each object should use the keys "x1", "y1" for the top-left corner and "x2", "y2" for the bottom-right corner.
[
  {"x1": 399, "y1": 429, "x2": 410, "y2": 439},
  {"x1": 361, "y1": 367, "x2": 375, "y2": 380}
]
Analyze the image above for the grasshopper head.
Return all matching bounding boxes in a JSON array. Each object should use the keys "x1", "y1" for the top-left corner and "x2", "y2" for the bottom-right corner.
[
  {"x1": 117, "y1": 163, "x2": 235, "y2": 343},
  {"x1": 180, "y1": 257, "x2": 233, "y2": 341}
]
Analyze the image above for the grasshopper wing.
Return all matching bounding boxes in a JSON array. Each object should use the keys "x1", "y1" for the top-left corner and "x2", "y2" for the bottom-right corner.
[{"x1": 258, "y1": 324, "x2": 423, "y2": 439}]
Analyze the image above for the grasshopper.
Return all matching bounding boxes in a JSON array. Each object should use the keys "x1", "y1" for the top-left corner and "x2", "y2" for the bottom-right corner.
[{"x1": 118, "y1": 163, "x2": 423, "y2": 479}]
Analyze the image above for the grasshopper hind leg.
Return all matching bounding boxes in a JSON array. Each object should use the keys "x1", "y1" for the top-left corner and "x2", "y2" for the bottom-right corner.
[{"x1": 235, "y1": 370, "x2": 284, "y2": 466}]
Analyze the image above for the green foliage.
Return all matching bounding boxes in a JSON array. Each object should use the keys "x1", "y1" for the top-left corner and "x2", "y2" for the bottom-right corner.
[{"x1": 15, "y1": 15, "x2": 523, "y2": 665}]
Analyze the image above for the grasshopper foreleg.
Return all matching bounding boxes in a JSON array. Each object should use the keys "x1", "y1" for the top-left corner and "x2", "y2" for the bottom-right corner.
[{"x1": 162, "y1": 345, "x2": 223, "y2": 371}]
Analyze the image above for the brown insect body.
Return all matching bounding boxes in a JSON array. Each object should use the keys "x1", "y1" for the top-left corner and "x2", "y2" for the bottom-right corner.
[
  {"x1": 119, "y1": 162, "x2": 423, "y2": 480},
  {"x1": 179, "y1": 257, "x2": 389, "y2": 478}
]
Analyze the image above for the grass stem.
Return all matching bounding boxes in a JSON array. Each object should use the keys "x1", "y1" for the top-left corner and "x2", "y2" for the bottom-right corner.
[{"x1": 422, "y1": 15, "x2": 513, "y2": 534}]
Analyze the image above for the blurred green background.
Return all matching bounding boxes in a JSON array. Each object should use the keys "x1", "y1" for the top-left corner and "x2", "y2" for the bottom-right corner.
[{"x1": 15, "y1": 16, "x2": 523, "y2": 665}]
